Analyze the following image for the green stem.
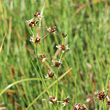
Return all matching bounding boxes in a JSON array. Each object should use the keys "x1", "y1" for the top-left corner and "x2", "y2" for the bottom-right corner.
[
  {"x1": 60, "y1": 52, "x2": 63, "y2": 62},
  {"x1": 41, "y1": 33, "x2": 49, "y2": 41},
  {"x1": 56, "y1": 69, "x2": 59, "y2": 98},
  {"x1": 35, "y1": 46, "x2": 50, "y2": 95},
  {"x1": 0, "y1": 78, "x2": 48, "y2": 96},
  {"x1": 44, "y1": 61, "x2": 53, "y2": 71},
  {"x1": 26, "y1": 68, "x2": 72, "y2": 110}
]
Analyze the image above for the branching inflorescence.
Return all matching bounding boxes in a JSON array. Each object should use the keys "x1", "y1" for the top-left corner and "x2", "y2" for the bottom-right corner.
[{"x1": 27, "y1": 12, "x2": 87, "y2": 110}]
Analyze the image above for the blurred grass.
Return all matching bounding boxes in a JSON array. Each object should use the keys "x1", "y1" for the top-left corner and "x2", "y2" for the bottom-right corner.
[{"x1": 0, "y1": 0, "x2": 110, "y2": 110}]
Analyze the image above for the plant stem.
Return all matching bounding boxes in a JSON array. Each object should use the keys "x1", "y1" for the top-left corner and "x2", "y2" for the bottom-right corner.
[{"x1": 0, "y1": 78, "x2": 47, "y2": 96}]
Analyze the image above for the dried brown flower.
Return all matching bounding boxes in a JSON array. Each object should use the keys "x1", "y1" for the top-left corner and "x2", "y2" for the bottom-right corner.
[
  {"x1": 40, "y1": 54, "x2": 46, "y2": 62},
  {"x1": 62, "y1": 33, "x2": 67, "y2": 37},
  {"x1": 48, "y1": 72, "x2": 54, "y2": 78},
  {"x1": 47, "y1": 27, "x2": 56, "y2": 34},
  {"x1": 28, "y1": 22, "x2": 34, "y2": 28},
  {"x1": 56, "y1": 44, "x2": 69, "y2": 53},
  {"x1": 34, "y1": 37, "x2": 40, "y2": 44},
  {"x1": 73, "y1": 104, "x2": 87, "y2": 110},
  {"x1": 49, "y1": 96, "x2": 57, "y2": 104},
  {"x1": 106, "y1": 96, "x2": 110, "y2": 107},
  {"x1": 30, "y1": 35, "x2": 40, "y2": 45},
  {"x1": 52, "y1": 60, "x2": 62, "y2": 68},
  {"x1": 51, "y1": 28, "x2": 56, "y2": 32},
  {"x1": 97, "y1": 92, "x2": 105, "y2": 101},
  {"x1": 73, "y1": 104, "x2": 80, "y2": 110},
  {"x1": 62, "y1": 96, "x2": 69, "y2": 107},
  {"x1": 106, "y1": 100, "x2": 110, "y2": 107},
  {"x1": 31, "y1": 19, "x2": 38, "y2": 25},
  {"x1": 27, "y1": 18, "x2": 38, "y2": 28},
  {"x1": 34, "y1": 12, "x2": 40, "y2": 17},
  {"x1": 80, "y1": 104, "x2": 87, "y2": 110},
  {"x1": 45, "y1": 72, "x2": 54, "y2": 79},
  {"x1": 34, "y1": 12, "x2": 43, "y2": 20}
]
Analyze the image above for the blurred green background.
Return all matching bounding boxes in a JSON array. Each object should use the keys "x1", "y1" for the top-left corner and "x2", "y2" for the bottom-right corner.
[{"x1": 0, "y1": 0, "x2": 110, "y2": 110}]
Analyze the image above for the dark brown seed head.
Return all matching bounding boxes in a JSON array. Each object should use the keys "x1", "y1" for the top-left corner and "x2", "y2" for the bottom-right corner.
[
  {"x1": 31, "y1": 19, "x2": 37, "y2": 26},
  {"x1": 106, "y1": 100, "x2": 110, "y2": 107},
  {"x1": 29, "y1": 22, "x2": 34, "y2": 27},
  {"x1": 34, "y1": 12, "x2": 40, "y2": 17},
  {"x1": 31, "y1": 19, "x2": 36, "y2": 24},
  {"x1": 60, "y1": 45, "x2": 66, "y2": 51},
  {"x1": 51, "y1": 28, "x2": 56, "y2": 32},
  {"x1": 31, "y1": 19, "x2": 38, "y2": 24},
  {"x1": 73, "y1": 104, "x2": 80, "y2": 110},
  {"x1": 49, "y1": 96, "x2": 57, "y2": 104},
  {"x1": 40, "y1": 54, "x2": 46, "y2": 59},
  {"x1": 80, "y1": 105, "x2": 87, "y2": 110},
  {"x1": 28, "y1": 19, "x2": 38, "y2": 27},
  {"x1": 63, "y1": 97, "x2": 69, "y2": 103},
  {"x1": 34, "y1": 37, "x2": 40, "y2": 44},
  {"x1": 97, "y1": 92, "x2": 105, "y2": 101},
  {"x1": 62, "y1": 33, "x2": 67, "y2": 37},
  {"x1": 36, "y1": 20, "x2": 39, "y2": 24},
  {"x1": 54, "y1": 61, "x2": 61, "y2": 67},
  {"x1": 48, "y1": 72, "x2": 54, "y2": 78}
]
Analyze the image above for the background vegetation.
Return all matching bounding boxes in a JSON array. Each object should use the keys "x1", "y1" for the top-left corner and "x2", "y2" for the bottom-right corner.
[{"x1": 0, "y1": 0, "x2": 110, "y2": 110}]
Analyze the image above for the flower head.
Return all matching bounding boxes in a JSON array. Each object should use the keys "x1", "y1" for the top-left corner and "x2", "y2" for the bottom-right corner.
[
  {"x1": 34, "y1": 12, "x2": 40, "y2": 17},
  {"x1": 30, "y1": 35, "x2": 40, "y2": 45},
  {"x1": 80, "y1": 104, "x2": 87, "y2": 110},
  {"x1": 106, "y1": 100, "x2": 110, "y2": 107},
  {"x1": 49, "y1": 96, "x2": 57, "y2": 104},
  {"x1": 62, "y1": 96, "x2": 69, "y2": 107},
  {"x1": 34, "y1": 37, "x2": 40, "y2": 44},
  {"x1": 47, "y1": 27, "x2": 56, "y2": 34},
  {"x1": 106, "y1": 96, "x2": 110, "y2": 107},
  {"x1": 73, "y1": 104, "x2": 87, "y2": 110},
  {"x1": 73, "y1": 104, "x2": 80, "y2": 110},
  {"x1": 34, "y1": 12, "x2": 43, "y2": 20},
  {"x1": 97, "y1": 91, "x2": 105, "y2": 101},
  {"x1": 40, "y1": 54, "x2": 46, "y2": 62},
  {"x1": 45, "y1": 72, "x2": 55, "y2": 79},
  {"x1": 31, "y1": 18, "x2": 38, "y2": 25},
  {"x1": 26, "y1": 18, "x2": 38, "y2": 28},
  {"x1": 52, "y1": 60, "x2": 62, "y2": 68},
  {"x1": 62, "y1": 33, "x2": 67, "y2": 37},
  {"x1": 56, "y1": 44, "x2": 70, "y2": 53}
]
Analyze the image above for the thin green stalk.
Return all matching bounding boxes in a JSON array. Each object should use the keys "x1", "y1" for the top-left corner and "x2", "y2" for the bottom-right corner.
[
  {"x1": 26, "y1": 68, "x2": 72, "y2": 110},
  {"x1": 35, "y1": 46, "x2": 50, "y2": 95},
  {"x1": 31, "y1": 60, "x2": 41, "y2": 78},
  {"x1": 41, "y1": 33, "x2": 50, "y2": 41},
  {"x1": 0, "y1": 78, "x2": 49, "y2": 96},
  {"x1": 54, "y1": 34, "x2": 59, "y2": 45},
  {"x1": 44, "y1": 61, "x2": 53, "y2": 71},
  {"x1": 56, "y1": 69, "x2": 59, "y2": 98},
  {"x1": 60, "y1": 52, "x2": 63, "y2": 62}
]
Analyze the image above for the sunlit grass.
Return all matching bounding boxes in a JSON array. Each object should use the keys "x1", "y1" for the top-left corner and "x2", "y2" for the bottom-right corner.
[{"x1": 0, "y1": 0, "x2": 110, "y2": 110}]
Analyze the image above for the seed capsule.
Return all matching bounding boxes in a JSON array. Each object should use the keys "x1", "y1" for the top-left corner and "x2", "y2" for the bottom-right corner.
[
  {"x1": 34, "y1": 37, "x2": 40, "y2": 44},
  {"x1": 34, "y1": 12, "x2": 40, "y2": 17},
  {"x1": 40, "y1": 54, "x2": 46, "y2": 62},
  {"x1": 97, "y1": 92, "x2": 105, "y2": 101},
  {"x1": 62, "y1": 96, "x2": 69, "y2": 107},
  {"x1": 49, "y1": 96, "x2": 57, "y2": 104},
  {"x1": 62, "y1": 33, "x2": 67, "y2": 37}
]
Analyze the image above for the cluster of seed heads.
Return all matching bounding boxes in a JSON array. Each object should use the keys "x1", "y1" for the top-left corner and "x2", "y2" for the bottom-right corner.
[
  {"x1": 97, "y1": 91, "x2": 110, "y2": 107},
  {"x1": 27, "y1": 12, "x2": 42, "y2": 28},
  {"x1": 73, "y1": 103, "x2": 87, "y2": 110},
  {"x1": 27, "y1": 12, "x2": 87, "y2": 109}
]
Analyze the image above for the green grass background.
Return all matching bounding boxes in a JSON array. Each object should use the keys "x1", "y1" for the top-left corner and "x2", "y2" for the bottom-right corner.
[{"x1": 0, "y1": 0, "x2": 110, "y2": 110}]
